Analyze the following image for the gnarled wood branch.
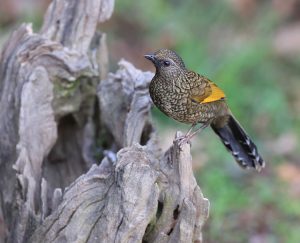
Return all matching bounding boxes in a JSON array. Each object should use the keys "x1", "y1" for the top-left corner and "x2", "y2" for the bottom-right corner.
[{"x1": 0, "y1": 0, "x2": 209, "y2": 242}]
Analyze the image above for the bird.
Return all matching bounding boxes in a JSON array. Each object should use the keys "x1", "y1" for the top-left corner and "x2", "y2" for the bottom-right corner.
[{"x1": 144, "y1": 48, "x2": 265, "y2": 171}]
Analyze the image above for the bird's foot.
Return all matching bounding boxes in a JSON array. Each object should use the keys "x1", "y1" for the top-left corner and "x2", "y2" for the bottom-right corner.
[{"x1": 175, "y1": 135, "x2": 191, "y2": 148}]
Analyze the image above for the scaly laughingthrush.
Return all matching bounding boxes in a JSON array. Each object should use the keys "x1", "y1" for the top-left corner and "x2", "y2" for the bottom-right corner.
[{"x1": 145, "y1": 49, "x2": 265, "y2": 171}]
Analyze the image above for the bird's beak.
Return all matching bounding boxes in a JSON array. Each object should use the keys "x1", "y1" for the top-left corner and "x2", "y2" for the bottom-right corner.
[{"x1": 144, "y1": 54, "x2": 156, "y2": 63}]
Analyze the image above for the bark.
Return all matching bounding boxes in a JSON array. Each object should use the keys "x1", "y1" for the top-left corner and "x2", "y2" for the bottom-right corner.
[{"x1": 0, "y1": 0, "x2": 209, "y2": 242}]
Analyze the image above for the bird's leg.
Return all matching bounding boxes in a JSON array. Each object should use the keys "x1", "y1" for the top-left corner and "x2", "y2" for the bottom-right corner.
[
  {"x1": 186, "y1": 122, "x2": 209, "y2": 140},
  {"x1": 174, "y1": 123, "x2": 196, "y2": 146},
  {"x1": 176, "y1": 122, "x2": 208, "y2": 147},
  {"x1": 185, "y1": 123, "x2": 197, "y2": 137}
]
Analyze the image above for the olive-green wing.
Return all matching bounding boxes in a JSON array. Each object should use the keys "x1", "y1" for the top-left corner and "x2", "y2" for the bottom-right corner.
[{"x1": 187, "y1": 71, "x2": 226, "y2": 104}]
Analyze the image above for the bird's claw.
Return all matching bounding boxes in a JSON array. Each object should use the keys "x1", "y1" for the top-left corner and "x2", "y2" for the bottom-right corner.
[{"x1": 175, "y1": 135, "x2": 191, "y2": 148}]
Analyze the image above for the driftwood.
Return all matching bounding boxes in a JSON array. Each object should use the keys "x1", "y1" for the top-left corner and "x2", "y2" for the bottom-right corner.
[{"x1": 0, "y1": 0, "x2": 209, "y2": 242}]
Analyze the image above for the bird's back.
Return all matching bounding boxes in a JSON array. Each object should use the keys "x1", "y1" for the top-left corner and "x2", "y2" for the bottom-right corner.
[
  {"x1": 149, "y1": 70, "x2": 229, "y2": 124},
  {"x1": 145, "y1": 48, "x2": 265, "y2": 171}
]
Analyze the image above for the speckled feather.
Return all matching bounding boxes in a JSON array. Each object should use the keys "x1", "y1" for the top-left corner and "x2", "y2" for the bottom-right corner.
[
  {"x1": 146, "y1": 49, "x2": 265, "y2": 171},
  {"x1": 149, "y1": 52, "x2": 228, "y2": 124}
]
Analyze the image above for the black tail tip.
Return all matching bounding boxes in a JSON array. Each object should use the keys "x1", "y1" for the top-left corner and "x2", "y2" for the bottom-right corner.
[
  {"x1": 254, "y1": 159, "x2": 266, "y2": 172},
  {"x1": 238, "y1": 157, "x2": 265, "y2": 172}
]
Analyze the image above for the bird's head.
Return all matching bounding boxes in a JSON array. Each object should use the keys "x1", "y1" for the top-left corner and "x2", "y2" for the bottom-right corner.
[{"x1": 144, "y1": 49, "x2": 186, "y2": 79}]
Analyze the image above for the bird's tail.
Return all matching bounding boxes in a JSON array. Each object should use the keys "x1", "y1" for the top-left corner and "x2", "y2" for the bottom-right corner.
[{"x1": 211, "y1": 114, "x2": 265, "y2": 171}]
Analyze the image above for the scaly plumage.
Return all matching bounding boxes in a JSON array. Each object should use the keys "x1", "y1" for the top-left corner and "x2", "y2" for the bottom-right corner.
[{"x1": 145, "y1": 48, "x2": 265, "y2": 171}]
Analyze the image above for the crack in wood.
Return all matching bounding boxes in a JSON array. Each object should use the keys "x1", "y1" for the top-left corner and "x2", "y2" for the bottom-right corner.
[{"x1": 0, "y1": 0, "x2": 209, "y2": 242}]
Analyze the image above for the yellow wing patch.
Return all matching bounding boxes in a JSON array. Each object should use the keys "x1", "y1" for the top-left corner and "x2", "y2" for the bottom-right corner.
[
  {"x1": 200, "y1": 82, "x2": 226, "y2": 104},
  {"x1": 190, "y1": 81, "x2": 226, "y2": 104},
  {"x1": 198, "y1": 81, "x2": 226, "y2": 104}
]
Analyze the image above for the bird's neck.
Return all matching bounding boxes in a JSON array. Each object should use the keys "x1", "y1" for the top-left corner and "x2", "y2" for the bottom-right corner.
[{"x1": 154, "y1": 68, "x2": 186, "y2": 83}]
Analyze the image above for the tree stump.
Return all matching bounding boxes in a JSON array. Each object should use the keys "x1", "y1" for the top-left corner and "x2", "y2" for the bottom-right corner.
[{"x1": 0, "y1": 0, "x2": 209, "y2": 242}]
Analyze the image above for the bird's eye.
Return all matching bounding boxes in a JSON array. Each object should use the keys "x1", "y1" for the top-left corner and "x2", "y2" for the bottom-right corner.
[{"x1": 163, "y1": 60, "x2": 170, "y2": 67}]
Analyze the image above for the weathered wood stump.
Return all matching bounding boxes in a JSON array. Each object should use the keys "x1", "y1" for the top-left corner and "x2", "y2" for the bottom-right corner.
[{"x1": 0, "y1": 0, "x2": 209, "y2": 242}]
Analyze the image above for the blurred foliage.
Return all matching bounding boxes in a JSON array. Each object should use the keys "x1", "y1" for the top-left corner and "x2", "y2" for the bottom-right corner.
[
  {"x1": 114, "y1": 0, "x2": 297, "y2": 136},
  {"x1": 1, "y1": 0, "x2": 300, "y2": 242},
  {"x1": 114, "y1": 0, "x2": 300, "y2": 242}
]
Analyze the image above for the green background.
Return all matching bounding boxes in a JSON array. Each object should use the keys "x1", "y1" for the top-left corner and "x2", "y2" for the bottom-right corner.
[{"x1": 1, "y1": 0, "x2": 300, "y2": 242}]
